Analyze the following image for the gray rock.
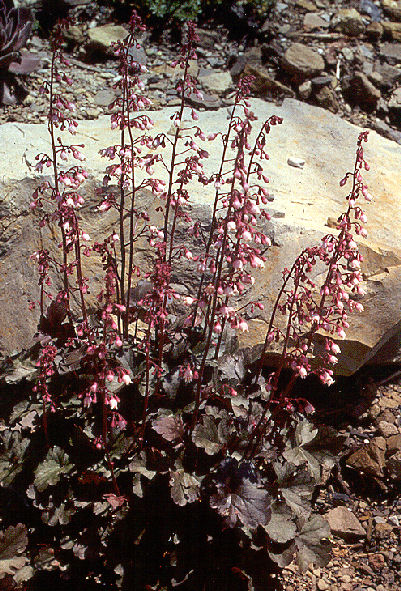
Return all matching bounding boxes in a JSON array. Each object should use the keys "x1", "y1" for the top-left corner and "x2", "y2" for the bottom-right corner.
[
  {"x1": 93, "y1": 89, "x2": 117, "y2": 107},
  {"x1": 360, "y1": 0, "x2": 382, "y2": 21},
  {"x1": 326, "y1": 506, "x2": 366, "y2": 540},
  {"x1": 372, "y1": 61, "x2": 401, "y2": 90},
  {"x1": 331, "y1": 8, "x2": 365, "y2": 36},
  {"x1": 282, "y1": 43, "x2": 325, "y2": 80}
]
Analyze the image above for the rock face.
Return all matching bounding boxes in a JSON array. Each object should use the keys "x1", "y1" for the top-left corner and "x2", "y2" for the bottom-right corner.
[
  {"x1": 282, "y1": 43, "x2": 325, "y2": 79},
  {"x1": 325, "y1": 506, "x2": 366, "y2": 540},
  {"x1": 2, "y1": 99, "x2": 401, "y2": 376}
]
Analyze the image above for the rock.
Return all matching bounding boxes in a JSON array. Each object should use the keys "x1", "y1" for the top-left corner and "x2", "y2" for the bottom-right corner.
[
  {"x1": 346, "y1": 437, "x2": 386, "y2": 477},
  {"x1": 372, "y1": 120, "x2": 401, "y2": 144},
  {"x1": 342, "y1": 72, "x2": 381, "y2": 112},
  {"x1": 87, "y1": 25, "x2": 128, "y2": 59},
  {"x1": 314, "y1": 85, "x2": 339, "y2": 113},
  {"x1": 383, "y1": 21, "x2": 401, "y2": 40},
  {"x1": 297, "y1": 0, "x2": 316, "y2": 10},
  {"x1": 326, "y1": 506, "x2": 366, "y2": 540},
  {"x1": 317, "y1": 579, "x2": 330, "y2": 591},
  {"x1": 64, "y1": 25, "x2": 86, "y2": 47},
  {"x1": 298, "y1": 80, "x2": 312, "y2": 99},
  {"x1": 282, "y1": 43, "x2": 325, "y2": 80},
  {"x1": 287, "y1": 157, "x2": 305, "y2": 169},
  {"x1": 379, "y1": 42, "x2": 401, "y2": 63},
  {"x1": 382, "y1": 0, "x2": 401, "y2": 21},
  {"x1": 387, "y1": 433, "x2": 401, "y2": 454},
  {"x1": 360, "y1": 0, "x2": 383, "y2": 21},
  {"x1": 387, "y1": 450, "x2": 401, "y2": 479},
  {"x1": 198, "y1": 70, "x2": 233, "y2": 95},
  {"x1": 128, "y1": 46, "x2": 147, "y2": 67},
  {"x1": 372, "y1": 61, "x2": 401, "y2": 89},
  {"x1": 389, "y1": 86, "x2": 401, "y2": 125},
  {"x1": 378, "y1": 420, "x2": 399, "y2": 437},
  {"x1": 331, "y1": 8, "x2": 365, "y2": 36},
  {"x1": 3, "y1": 100, "x2": 401, "y2": 374},
  {"x1": 93, "y1": 89, "x2": 117, "y2": 107},
  {"x1": 242, "y1": 64, "x2": 295, "y2": 98},
  {"x1": 303, "y1": 13, "x2": 329, "y2": 31},
  {"x1": 366, "y1": 22, "x2": 384, "y2": 40}
]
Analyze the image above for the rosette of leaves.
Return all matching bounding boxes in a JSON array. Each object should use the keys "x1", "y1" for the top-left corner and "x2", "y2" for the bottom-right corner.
[{"x1": 0, "y1": 0, "x2": 36, "y2": 104}]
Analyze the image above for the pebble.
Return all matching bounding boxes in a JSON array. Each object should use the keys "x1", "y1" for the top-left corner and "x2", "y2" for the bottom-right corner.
[{"x1": 287, "y1": 157, "x2": 305, "y2": 169}]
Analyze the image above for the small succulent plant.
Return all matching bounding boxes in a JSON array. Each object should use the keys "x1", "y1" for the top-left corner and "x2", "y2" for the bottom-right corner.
[{"x1": 0, "y1": 0, "x2": 33, "y2": 104}]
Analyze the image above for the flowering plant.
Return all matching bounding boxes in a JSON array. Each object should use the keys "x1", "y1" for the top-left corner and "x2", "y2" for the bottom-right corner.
[{"x1": 0, "y1": 13, "x2": 372, "y2": 590}]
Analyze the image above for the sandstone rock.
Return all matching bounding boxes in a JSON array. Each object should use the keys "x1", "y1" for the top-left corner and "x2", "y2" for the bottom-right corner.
[
  {"x1": 383, "y1": 21, "x2": 401, "y2": 40},
  {"x1": 297, "y1": 0, "x2": 316, "y2": 10},
  {"x1": 366, "y1": 22, "x2": 384, "y2": 40},
  {"x1": 331, "y1": 8, "x2": 365, "y2": 36},
  {"x1": 326, "y1": 506, "x2": 366, "y2": 540},
  {"x1": 198, "y1": 70, "x2": 233, "y2": 95},
  {"x1": 379, "y1": 42, "x2": 401, "y2": 63},
  {"x1": 243, "y1": 64, "x2": 295, "y2": 98},
  {"x1": 382, "y1": 0, "x2": 401, "y2": 21},
  {"x1": 87, "y1": 25, "x2": 128, "y2": 58},
  {"x1": 372, "y1": 61, "x2": 401, "y2": 89},
  {"x1": 2, "y1": 99, "x2": 401, "y2": 375},
  {"x1": 298, "y1": 80, "x2": 312, "y2": 99},
  {"x1": 314, "y1": 85, "x2": 339, "y2": 113},
  {"x1": 387, "y1": 450, "x2": 401, "y2": 479},
  {"x1": 387, "y1": 433, "x2": 401, "y2": 454},
  {"x1": 303, "y1": 13, "x2": 329, "y2": 31},
  {"x1": 378, "y1": 420, "x2": 399, "y2": 437},
  {"x1": 282, "y1": 43, "x2": 325, "y2": 80},
  {"x1": 346, "y1": 437, "x2": 386, "y2": 477},
  {"x1": 64, "y1": 25, "x2": 86, "y2": 47},
  {"x1": 342, "y1": 72, "x2": 381, "y2": 112},
  {"x1": 389, "y1": 86, "x2": 401, "y2": 125}
]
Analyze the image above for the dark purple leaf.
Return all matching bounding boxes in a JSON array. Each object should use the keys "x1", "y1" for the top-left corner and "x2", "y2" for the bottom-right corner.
[
  {"x1": 152, "y1": 414, "x2": 185, "y2": 442},
  {"x1": 9, "y1": 52, "x2": 41, "y2": 74},
  {"x1": 0, "y1": 524, "x2": 29, "y2": 580}
]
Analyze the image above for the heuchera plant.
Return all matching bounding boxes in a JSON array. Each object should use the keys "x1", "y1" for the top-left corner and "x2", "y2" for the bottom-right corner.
[
  {"x1": 0, "y1": 0, "x2": 36, "y2": 104},
  {"x1": 0, "y1": 12, "x2": 372, "y2": 591}
]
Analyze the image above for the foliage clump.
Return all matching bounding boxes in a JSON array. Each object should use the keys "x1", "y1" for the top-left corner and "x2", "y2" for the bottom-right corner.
[{"x1": 0, "y1": 11, "x2": 372, "y2": 591}]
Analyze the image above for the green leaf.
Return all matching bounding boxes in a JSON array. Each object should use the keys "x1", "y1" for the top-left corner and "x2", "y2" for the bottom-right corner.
[
  {"x1": 0, "y1": 524, "x2": 29, "y2": 580},
  {"x1": 34, "y1": 446, "x2": 73, "y2": 492}
]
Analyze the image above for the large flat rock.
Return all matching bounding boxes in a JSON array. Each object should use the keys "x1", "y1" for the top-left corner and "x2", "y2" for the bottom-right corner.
[{"x1": 1, "y1": 98, "x2": 401, "y2": 374}]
